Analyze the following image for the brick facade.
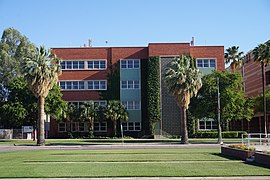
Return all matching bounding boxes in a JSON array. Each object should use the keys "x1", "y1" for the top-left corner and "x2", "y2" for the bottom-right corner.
[{"x1": 50, "y1": 42, "x2": 224, "y2": 138}]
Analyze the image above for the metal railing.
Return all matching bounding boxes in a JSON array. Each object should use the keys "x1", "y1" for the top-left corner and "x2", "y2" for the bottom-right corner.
[{"x1": 242, "y1": 133, "x2": 270, "y2": 148}]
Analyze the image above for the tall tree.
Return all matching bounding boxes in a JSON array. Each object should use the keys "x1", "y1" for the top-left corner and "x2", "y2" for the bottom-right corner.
[
  {"x1": 105, "y1": 100, "x2": 128, "y2": 137},
  {"x1": 189, "y1": 71, "x2": 254, "y2": 141},
  {"x1": 0, "y1": 28, "x2": 32, "y2": 100},
  {"x1": 224, "y1": 46, "x2": 244, "y2": 72},
  {"x1": 164, "y1": 55, "x2": 202, "y2": 144},
  {"x1": 22, "y1": 46, "x2": 61, "y2": 146},
  {"x1": 253, "y1": 41, "x2": 270, "y2": 135},
  {"x1": 80, "y1": 101, "x2": 99, "y2": 137}
]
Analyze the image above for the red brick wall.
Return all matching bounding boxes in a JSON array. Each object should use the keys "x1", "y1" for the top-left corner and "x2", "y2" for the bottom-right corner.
[
  {"x1": 53, "y1": 44, "x2": 224, "y2": 102},
  {"x1": 148, "y1": 43, "x2": 190, "y2": 56},
  {"x1": 190, "y1": 46, "x2": 225, "y2": 71},
  {"x1": 243, "y1": 59, "x2": 266, "y2": 97}
]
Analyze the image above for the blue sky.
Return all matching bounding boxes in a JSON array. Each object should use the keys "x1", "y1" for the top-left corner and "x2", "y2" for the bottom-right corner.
[{"x1": 0, "y1": 0, "x2": 269, "y2": 53}]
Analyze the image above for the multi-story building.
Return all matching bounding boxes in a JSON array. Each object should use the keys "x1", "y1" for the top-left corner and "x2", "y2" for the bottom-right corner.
[
  {"x1": 49, "y1": 42, "x2": 224, "y2": 138},
  {"x1": 231, "y1": 41, "x2": 270, "y2": 133}
]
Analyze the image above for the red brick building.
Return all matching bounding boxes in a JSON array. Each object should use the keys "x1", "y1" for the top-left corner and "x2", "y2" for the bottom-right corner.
[
  {"x1": 49, "y1": 42, "x2": 224, "y2": 138},
  {"x1": 231, "y1": 44, "x2": 270, "y2": 133}
]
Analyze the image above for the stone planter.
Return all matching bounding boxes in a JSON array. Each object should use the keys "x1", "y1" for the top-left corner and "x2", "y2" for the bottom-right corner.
[
  {"x1": 221, "y1": 146, "x2": 255, "y2": 160},
  {"x1": 255, "y1": 152, "x2": 270, "y2": 166}
]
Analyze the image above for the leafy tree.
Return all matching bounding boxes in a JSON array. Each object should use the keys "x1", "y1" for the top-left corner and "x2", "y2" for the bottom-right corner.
[
  {"x1": 0, "y1": 28, "x2": 34, "y2": 100},
  {"x1": 80, "y1": 101, "x2": 99, "y2": 137},
  {"x1": 164, "y1": 55, "x2": 202, "y2": 144},
  {"x1": 189, "y1": 71, "x2": 254, "y2": 140},
  {"x1": 253, "y1": 41, "x2": 270, "y2": 135},
  {"x1": 105, "y1": 100, "x2": 128, "y2": 137},
  {"x1": 224, "y1": 46, "x2": 244, "y2": 72},
  {"x1": 22, "y1": 46, "x2": 61, "y2": 146},
  {"x1": 0, "y1": 77, "x2": 66, "y2": 131}
]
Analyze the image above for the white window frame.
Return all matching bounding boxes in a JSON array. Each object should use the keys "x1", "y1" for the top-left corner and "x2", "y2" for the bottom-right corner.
[
  {"x1": 94, "y1": 122, "x2": 107, "y2": 132},
  {"x1": 122, "y1": 101, "x2": 141, "y2": 110},
  {"x1": 60, "y1": 60, "x2": 107, "y2": 70},
  {"x1": 196, "y1": 58, "x2": 217, "y2": 69},
  {"x1": 58, "y1": 122, "x2": 66, "y2": 132},
  {"x1": 198, "y1": 118, "x2": 217, "y2": 131},
  {"x1": 120, "y1": 59, "x2": 140, "y2": 69},
  {"x1": 59, "y1": 80, "x2": 107, "y2": 91},
  {"x1": 121, "y1": 122, "x2": 141, "y2": 131},
  {"x1": 120, "y1": 80, "x2": 140, "y2": 89}
]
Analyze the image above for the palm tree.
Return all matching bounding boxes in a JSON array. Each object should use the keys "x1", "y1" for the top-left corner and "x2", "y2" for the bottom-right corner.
[
  {"x1": 164, "y1": 54, "x2": 202, "y2": 144},
  {"x1": 105, "y1": 100, "x2": 128, "y2": 137},
  {"x1": 253, "y1": 42, "x2": 270, "y2": 135},
  {"x1": 225, "y1": 46, "x2": 244, "y2": 72},
  {"x1": 80, "y1": 101, "x2": 99, "y2": 137},
  {"x1": 22, "y1": 46, "x2": 61, "y2": 146}
]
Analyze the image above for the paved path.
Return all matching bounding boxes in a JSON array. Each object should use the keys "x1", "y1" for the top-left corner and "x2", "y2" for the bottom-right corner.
[{"x1": 0, "y1": 143, "x2": 222, "y2": 152}]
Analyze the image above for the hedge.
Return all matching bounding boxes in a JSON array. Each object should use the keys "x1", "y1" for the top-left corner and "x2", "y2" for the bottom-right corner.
[{"x1": 193, "y1": 131, "x2": 247, "y2": 138}]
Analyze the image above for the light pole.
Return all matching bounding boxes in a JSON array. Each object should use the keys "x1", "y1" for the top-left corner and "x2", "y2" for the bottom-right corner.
[{"x1": 217, "y1": 76, "x2": 222, "y2": 144}]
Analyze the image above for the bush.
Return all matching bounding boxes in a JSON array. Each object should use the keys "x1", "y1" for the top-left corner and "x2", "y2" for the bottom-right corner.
[
  {"x1": 193, "y1": 131, "x2": 247, "y2": 138},
  {"x1": 229, "y1": 144, "x2": 255, "y2": 151}
]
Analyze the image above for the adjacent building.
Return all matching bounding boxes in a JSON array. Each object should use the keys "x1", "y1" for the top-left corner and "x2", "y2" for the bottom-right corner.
[
  {"x1": 49, "y1": 42, "x2": 224, "y2": 138},
  {"x1": 231, "y1": 42, "x2": 270, "y2": 133}
]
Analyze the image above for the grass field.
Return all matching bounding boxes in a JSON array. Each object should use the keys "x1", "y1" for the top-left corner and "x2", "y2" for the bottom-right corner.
[{"x1": 0, "y1": 149, "x2": 269, "y2": 178}]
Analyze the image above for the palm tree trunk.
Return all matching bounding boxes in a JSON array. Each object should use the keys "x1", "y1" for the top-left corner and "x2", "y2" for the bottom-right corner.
[
  {"x1": 180, "y1": 107, "x2": 188, "y2": 144},
  {"x1": 37, "y1": 96, "x2": 45, "y2": 146},
  {"x1": 113, "y1": 120, "x2": 117, "y2": 137}
]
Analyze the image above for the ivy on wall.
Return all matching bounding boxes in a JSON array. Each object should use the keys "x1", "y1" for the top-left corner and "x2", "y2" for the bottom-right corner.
[
  {"x1": 146, "y1": 56, "x2": 161, "y2": 134},
  {"x1": 99, "y1": 60, "x2": 120, "y2": 100}
]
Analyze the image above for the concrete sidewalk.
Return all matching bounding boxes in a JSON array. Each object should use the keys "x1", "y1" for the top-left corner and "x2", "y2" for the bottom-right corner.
[
  {"x1": 0, "y1": 143, "x2": 222, "y2": 152},
  {"x1": 1, "y1": 177, "x2": 270, "y2": 180}
]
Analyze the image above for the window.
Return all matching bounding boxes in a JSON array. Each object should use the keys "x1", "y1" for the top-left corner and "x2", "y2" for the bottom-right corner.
[
  {"x1": 60, "y1": 60, "x2": 106, "y2": 70},
  {"x1": 122, "y1": 101, "x2": 141, "y2": 110},
  {"x1": 121, "y1": 122, "x2": 141, "y2": 131},
  {"x1": 78, "y1": 122, "x2": 85, "y2": 132},
  {"x1": 199, "y1": 118, "x2": 217, "y2": 130},
  {"x1": 79, "y1": 81, "x2": 84, "y2": 89},
  {"x1": 266, "y1": 71, "x2": 270, "y2": 85},
  {"x1": 88, "y1": 60, "x2": 106, "y2": 70},
  {"x1": 60, "y1": 81, "x2": 106, "y2": 90},
  {"x1": 94, "y1": 122, "x2": 107, "y2": 132},
  {"x1": 121, "y1": 59, "x2": 140, "y2": 69},
  {"x1": 196, "y1": 59, "x2": 216, "y2": 69},
  {"x1": 121, "y1": 81, "x2": 140, "y2": 89},
  {"x1": 122, "y1": 122, "x2": 128, "y2": 131},
  {"x1": 71, "y1": 122, "x2": 86, "y2": 132},
  {"x1": 72, "y1": 81, "x2": 78, "y2": 89},
  {"x1": 58, "y1": 122, "x2": 66, "y2": 132},
  {"x1": 121, "y1": 60, "x2": 127, "y2": 68}
]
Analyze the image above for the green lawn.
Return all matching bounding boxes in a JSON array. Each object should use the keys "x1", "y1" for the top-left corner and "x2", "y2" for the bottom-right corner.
[{"x1": 0, "y1": 149, "x2": 269, "y2": 178}]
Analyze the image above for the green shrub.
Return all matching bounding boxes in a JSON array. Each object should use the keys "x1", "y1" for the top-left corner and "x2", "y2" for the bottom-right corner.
[{"x1": 194, "y1": 131, "x2": 247, "y2": 138}]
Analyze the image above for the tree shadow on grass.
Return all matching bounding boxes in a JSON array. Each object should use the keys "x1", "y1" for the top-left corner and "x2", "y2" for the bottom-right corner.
[{"x1": 212, "y1": 152, "x2": 270, "y2": 169}]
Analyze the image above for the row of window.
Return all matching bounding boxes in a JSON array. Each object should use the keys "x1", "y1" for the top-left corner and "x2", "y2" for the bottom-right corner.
[
  {"x1": 58, "y1": 122, "x2": 141, "y2": 132},
  {"x1": 199, "y1": 119, "x2": 217, "y2": 130},
  {"x1": 121, "y1": 80, "x2": 140, "y2": 89},
  {"x1": 60, "y1": 60, "x2": 106, "y2": 70},
  {"x1": 121, "y1": 122, "x2": 141, "y2": 131},
  {"x1": 122, "y1": 101, "x2": 141, "y2": 110},
  {"x1": 121, "y1": 59, "x2": 140, "y2": 69},
  {"x1": 196, "y1": 59, "x2": 216, "y2": 68},
  {"x1": 58, "y1": 122, "x2": 107, "y2": 132},
  {"x1": 59, "y1": 80, "x2": 107, "y2": 90},
  {"x1": 68, "y1": 101, "x2": 107, "y2": 107}
]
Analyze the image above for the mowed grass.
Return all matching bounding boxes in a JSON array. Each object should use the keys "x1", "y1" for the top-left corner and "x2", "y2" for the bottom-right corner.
[{"x1": 0, "y1": 149, "x2": 269, "y2": 178}]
